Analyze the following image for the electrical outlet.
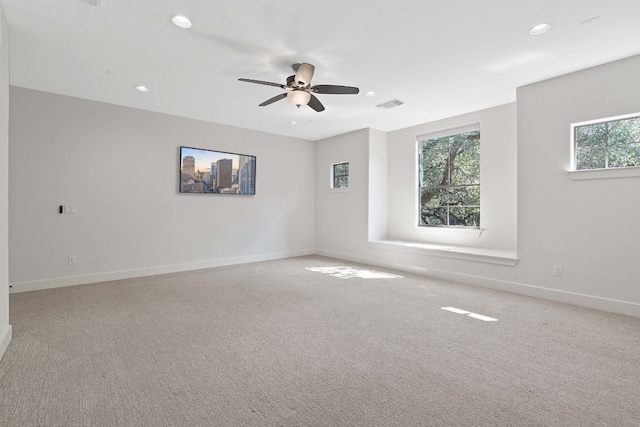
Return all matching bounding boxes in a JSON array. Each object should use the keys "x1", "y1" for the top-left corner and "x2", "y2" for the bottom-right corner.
[
  {"x1": 554, "y1": 265, "x2": 562, "y2": 276},
  {"x1": 68, "y1": 255, "x2": 77, "y2": 265},
  {"x1": 210, "y1": 244, "x2": 216, "y2": 252}
]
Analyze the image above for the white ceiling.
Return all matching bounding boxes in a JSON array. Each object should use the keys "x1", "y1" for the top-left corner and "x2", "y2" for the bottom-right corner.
[{"x1": 2, "y1": 0, "x2": 640, "y2": 141}]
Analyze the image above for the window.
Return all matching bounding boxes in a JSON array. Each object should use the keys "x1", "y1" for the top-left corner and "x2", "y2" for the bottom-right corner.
[
  {"x1": 332, "y1": 162, "x2": 349, "y2": 188},
  {"x1": 573, "y1": 114, "x2": 640, "y2": 170},
  {"x1": 418, "y1": 123, "x2": 480, "y2": 227}
]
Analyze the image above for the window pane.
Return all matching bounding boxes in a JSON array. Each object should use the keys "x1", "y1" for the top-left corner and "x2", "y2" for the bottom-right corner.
[
  {"x1": 450, "y1": 132, "x2": 480, "y2": 185},
  {"x1": 576, "y1": 146, "x2": 606, "y2": 170},
  {"x1": 449, "y1": 207, "x2": 480, "y2": 227},
  {"x1": 418, "y1": 128, "x2": 480, "y2": 228},
  {"x1": 608, "y1": 143, "x2": 640, "y2": 168},
  {"x1": 447, "y1": 185, "x2": 480, "y2": 206},
  {"x1": 420, "y1": 185, "x2": 480, "y2": 227},
  {"x1": 420, "y1": 187, "x2": 447, "y2": 209},
  {"x1": 420, "y1": 138, "x2": 451, "y2": 167},
  {"x1": 420, "y1": 167, "x2": 448, "y2": 187},
  {"x1": 334, "y1": 163, "x2": 348, "y2": 175},
  {"x1": 420, "y1": 205, "x2": 447, "y2": 226},
  {"x1": 419, "y1": 138, "x2": 451, "y2": 185},
  {"x1": 334, "y1": 175, "x2": 348, "y2": 188},
  {"x1": 420, "y1": 187, "x2": 447, "y2": 225},
  {"x1": 575, "y1": 123, "x2": 606, "y2": 148},
  {"x1": 609, "y1": 117, "x2": 640, "y2": 144}
]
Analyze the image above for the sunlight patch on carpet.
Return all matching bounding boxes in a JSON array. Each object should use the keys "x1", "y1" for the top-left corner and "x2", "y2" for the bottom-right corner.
[
  {"x1": 441, "y1": 307, "x2": 498, "y2": 322},
  {"x1": 306, "y1": 266, "x2": 403, "y2": 280}
]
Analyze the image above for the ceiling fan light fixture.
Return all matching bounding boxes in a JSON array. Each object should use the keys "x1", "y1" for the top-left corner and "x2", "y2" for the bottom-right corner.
[{"x1": 287, "y1": 90, "x2": 311, "y2": 108}]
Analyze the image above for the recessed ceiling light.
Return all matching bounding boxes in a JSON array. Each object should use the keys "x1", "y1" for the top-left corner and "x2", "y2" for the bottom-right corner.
[
  {"x1": 529, "y1": 23, "x2": 552, "y2": 35},
  {"x1": 290, "y1": 121, "x2": 298, "y2": 125},
  {"x1": 365, "y1": 91, "x2": 376, "y2": 97},
  {"x1": 134, "y1": 85, "x2": 150, "y2": 92},
  {"x1": 171, "y1": 15, "x2": 192, "y2": 29}
]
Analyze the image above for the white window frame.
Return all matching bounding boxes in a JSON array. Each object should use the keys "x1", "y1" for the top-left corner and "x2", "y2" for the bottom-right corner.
[
  {"x1": 569, "y1": 112, "x2": 640, "y2": 180},
  {"x1": 416, "y1": 122, "x2": 481, "y2": 228}
]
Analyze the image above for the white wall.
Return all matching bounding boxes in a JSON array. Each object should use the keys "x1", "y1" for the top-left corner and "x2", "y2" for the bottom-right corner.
[
  {"x1": 0, "y1": 6, "x2": 12, "y2": 361},
  {"x1": 6, "y1": 53, "x2": 640, "y2": 318},
  {"x1": 315, "y1": 57, "x2": 640, "y2": 317},
  {"x1": 315, "y1": 104, "x2": 522, "y2": 297},
  {"x1": 9, "y1": 88, "x2": 315, "y2": 291},
  {"x1": 386, "y1": 103, "x2": 517, "y2": 252},
  {"x1": 516, "y1": 55, "x2": 640, "y2": 309},
  {"x1": 315, "y1": 103, "x2": 518, "y2": 262},
  {"x1": 315, "y1": 129, "x2": 370, "y2": 253},
  {"x1": 368, "y1": 129, "x2": 388, "y2": 241}
]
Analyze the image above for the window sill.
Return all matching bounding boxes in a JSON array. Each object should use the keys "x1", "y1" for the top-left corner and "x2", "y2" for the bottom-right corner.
[
  {"x1": 329, "y1": 187, "x2": 349, "y2": 193},
  {"x1": 414, "y1": 225, "x2": 485, "y2": 236},
  {"x1": 568, "y1": 166, "x2": 640, "y2": 180},
  {"x1": 368, "y1": 240, "x2": 518, "y2": 266}
]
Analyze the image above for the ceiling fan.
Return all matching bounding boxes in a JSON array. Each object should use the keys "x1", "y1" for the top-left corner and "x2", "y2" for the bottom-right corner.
[{"x1": 238, "y1": 63, "x2": 359, "y2": 112}]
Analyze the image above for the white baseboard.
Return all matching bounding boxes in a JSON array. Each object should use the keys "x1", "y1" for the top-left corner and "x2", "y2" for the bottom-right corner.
[
  {"x1": 9, "y1": 247, "x2": 638, "y2": 318},
  {"x1": 0, "y1": 324, "x2": 12, "y2": 362},
  {"x1": 315, "y1": 249, "x2": 640, "y2": 318},
  {"x1": 9, "y1": 249, "x2": 315, "y2": 294}
]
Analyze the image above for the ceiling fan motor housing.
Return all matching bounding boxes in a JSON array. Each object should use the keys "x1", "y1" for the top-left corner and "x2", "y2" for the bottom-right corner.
[{"x1": 286, "y1": 75, "x2": 298, "y2": 87}]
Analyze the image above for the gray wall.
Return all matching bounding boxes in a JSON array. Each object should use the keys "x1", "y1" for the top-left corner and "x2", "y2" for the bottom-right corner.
[{"x1": 8, "y1": 88, "x2": 316, "y2": 291}]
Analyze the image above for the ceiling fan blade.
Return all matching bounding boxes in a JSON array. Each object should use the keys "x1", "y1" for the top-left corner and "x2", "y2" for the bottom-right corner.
[
  {"x1": 307, "y1": 94, "x2": 325, "y2": 112},
  {"x1": 312, "y1": 85, "x2": 360, "y2": 95},
  {"x1": 258, "y1": 93, "x2": 287, "y2": 107},
  {"x1": 295, "y1": 63, "x2": 315, "y2": 86},
  {"x1": 239, "y1": 78, "x2": 284, "y2": 88}
]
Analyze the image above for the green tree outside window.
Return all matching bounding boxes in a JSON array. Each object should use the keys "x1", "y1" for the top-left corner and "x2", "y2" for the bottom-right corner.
[
  {"x1": 418, "y1": 129, "x2": 480, "y2": 227},
  {"x1": 575, "y1": 115, "x2": 640, "y2": 170}
]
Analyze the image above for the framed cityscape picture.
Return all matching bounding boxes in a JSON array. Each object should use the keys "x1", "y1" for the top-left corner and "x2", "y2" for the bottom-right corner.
[{"x1": 179, "y1": 146, "x2": 256, "y2": 195}]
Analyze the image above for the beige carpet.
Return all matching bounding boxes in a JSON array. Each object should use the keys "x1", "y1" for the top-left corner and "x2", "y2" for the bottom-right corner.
[{"x1": 1, "y1": 255, "x2": 639, "y2": 426}]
